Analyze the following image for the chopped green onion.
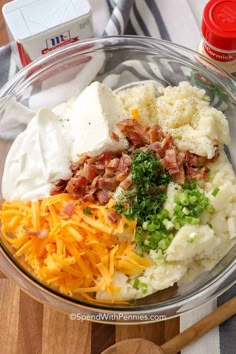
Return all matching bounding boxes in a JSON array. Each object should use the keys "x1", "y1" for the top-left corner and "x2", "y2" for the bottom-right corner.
[
  {"x1": 158, "y1": 239, "x2": 168, "y2": 250},
  {"x1": 140, "y1": 283, "x2": 148, "y2": 294},
  {"x1": 185, "y1": 216, "x2": 200, "y2": 225},
  {"x1": 189, "y1": 196, "x2": 197, "y2": 203},
  {"x1": 207, "y1": 205, "x2": 216, "y2": 214},
  {"x1": 208, "y1": 171, "x2": 215, "y2": 182},
  {"x1": 212, "y1": 187, "x2": 220, "y2": 196},
  {"x1": 182, "y1": 207, "x2": 190, "y2": 215},
  {"x1": 147, "y1": 222, "x2": 158, "y2": 232},
  {"x1": 187, "y1": 232, "x2": 197, "y2": 243},
  {"x1": 142, "y1": 221, "x2": 148, "y2": 230},
  {"x1": 133, "y1": 278, "x2": 140, "y2": 289},
  {"x1": 163, "y1": 219, "x2": 174, "y2": 230}
]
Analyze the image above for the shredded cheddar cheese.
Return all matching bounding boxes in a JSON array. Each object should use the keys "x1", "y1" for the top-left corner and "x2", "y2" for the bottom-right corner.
[
  {"x1": 131, "y1": 108, "x2": 141, "y2": 122},
  {"x1": 0, "y1": 194, "x2": 151, "y2": 301}
]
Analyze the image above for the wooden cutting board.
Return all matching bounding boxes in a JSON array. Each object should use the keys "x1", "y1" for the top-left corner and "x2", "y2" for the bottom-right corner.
[
  {"x1": 0, "y1": 268, "x2": 179, "y2": 354},
  {"x1": 0, "y1": 5, "x2": 180, "y2": 351}
]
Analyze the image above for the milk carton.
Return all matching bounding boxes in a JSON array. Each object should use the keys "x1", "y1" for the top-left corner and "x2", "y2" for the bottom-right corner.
[{"x1": 3, "y1": 0, "x2": 93, "y2": 68}]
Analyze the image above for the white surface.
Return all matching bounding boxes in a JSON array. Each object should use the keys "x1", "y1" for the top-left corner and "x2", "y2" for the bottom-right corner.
[
  {"x1": 181, "y1": 299, "x2": 220, "y2": 354},
  {"x1": 157, "y1": 0, "x2": 208, "y2": 50},
  {"x1": 88, "y1": 0, "x2": 109, "y2": 36},
  {"x1": 3, "y1": 0, "x2": 91, "y2": 39}
]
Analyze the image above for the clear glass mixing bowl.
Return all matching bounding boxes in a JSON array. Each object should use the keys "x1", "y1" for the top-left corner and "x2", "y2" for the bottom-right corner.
[{"x1": 0, "y1": 36, "x2": 235, "y2": 324}]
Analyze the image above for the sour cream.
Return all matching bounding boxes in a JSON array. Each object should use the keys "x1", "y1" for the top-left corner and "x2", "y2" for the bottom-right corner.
[{"x1": 2, "y1": 109, "x2": 72, "y2": 201}]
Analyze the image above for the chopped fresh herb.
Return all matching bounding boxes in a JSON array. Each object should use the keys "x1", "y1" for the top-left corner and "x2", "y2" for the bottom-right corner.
[
  {"x1": 115, "y1": 202, "x2": 125, "y2": 214},
  {"x1": 83, "y1": 208, "x2": 92, "y2": 215},
  {"x1": 212, "y1": 187, "x2": 220, "y2": 196},
  {"x1": 115, "y1": 150, "x2": 172, "y2": 253},
  {"x1": 115, "y1": 149, "x2": 171, "y2": 224},
  {"x1": 133, "y1": 278, "x2": 140, "y2": 289}
]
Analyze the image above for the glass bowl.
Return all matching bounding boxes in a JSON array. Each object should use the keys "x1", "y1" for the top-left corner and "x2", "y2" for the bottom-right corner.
[{"x1": 0, "y1": 36, "x2": 235, "y2": 324}]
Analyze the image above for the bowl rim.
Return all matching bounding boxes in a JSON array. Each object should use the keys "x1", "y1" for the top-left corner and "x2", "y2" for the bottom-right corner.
[
  {"x1": 1, "y1": 239, "x2": 235, "y2": 315},
  {"x1": 0, "y1": 35, "x2": 235, "y2": 97},
  {"x1": 0, "y1": 35, "x2": 236, "y2": 316}
]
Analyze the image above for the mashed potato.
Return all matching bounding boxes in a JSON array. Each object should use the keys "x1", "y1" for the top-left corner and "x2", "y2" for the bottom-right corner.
[
  {"x1": 97, "y1": 81, "x2": 236, "y2": 301},
  {"x1": 118, "y1": 81, "x2": 229, "y2": 159}
]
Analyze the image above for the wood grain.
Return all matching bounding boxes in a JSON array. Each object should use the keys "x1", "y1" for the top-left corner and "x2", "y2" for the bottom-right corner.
[
  {"x1": 0, "y1": 0, "x2": 10, "y2": 46},
  {"x1": 17, "y1": 291, "x2": 44, "y2": 354},
  {"x1": 0, "y1": 280, "x2": 20, "y2": 354},
  {"x1": 116, "y1": 319, "x2": 179, "y2": 347},
  {"x1": 101, "y1": 338, "x2": 164, "y2": 354},
  {"x1": 91, "y1": 323, "x2": 116, "y2": 354},
  {"x1": 42, "y1": 306, "x2": 91, "y2": 354}
]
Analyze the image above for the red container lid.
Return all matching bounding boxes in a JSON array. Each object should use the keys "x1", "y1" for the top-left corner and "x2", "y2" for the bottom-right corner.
[{"x1": 202, "y1": 0, "x2": 236, "y2": 51}]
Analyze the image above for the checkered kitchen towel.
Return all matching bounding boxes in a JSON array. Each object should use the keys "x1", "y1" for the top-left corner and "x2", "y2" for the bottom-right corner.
[{"x1": 0, "y1": 1, "x2": 235, "y2": 353}]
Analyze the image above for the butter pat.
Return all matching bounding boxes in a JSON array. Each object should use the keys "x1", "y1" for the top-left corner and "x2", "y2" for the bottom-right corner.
[{"x1": 71, "y1": 82, "x2": 128, "y2": 161}]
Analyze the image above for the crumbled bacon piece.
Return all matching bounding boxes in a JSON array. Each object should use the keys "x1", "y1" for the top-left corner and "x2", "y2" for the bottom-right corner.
[
  {"x1": 148, "y1": 125, "x2": 164, "y2": 143},
  {"x1": 177, "y1": 151, "x2": 186, "y2": 166},
  {"x1": 185, "y1": 151, "x2": 207, "y2": 168},
  {"x1": 97, "y1": 151, "x2": 114, "y2": 163},
  {"x1": 96, "y1": 190, "x2": 110, "y2": 204},
  {"x1": 149, "y1": 141, "x2": 163, "y2": 157},
  {"x1": 87, "y1": 156, "x2": 97, "y2": 164},
  {"x1": 97, "y1": 176, "x2": 118, "y2": 191},
  {"x1": 110, "y1": 131, "x2": 120, "y2": 141},
  {"x1": 50, "y1": 179, "x2": 68, "y2": 195},
  {"x1": 66, "y1": 176, "x2": 88, "y2": 196},
  {"x1": 117, "y1": 119, "x2": 150, "y2": 146},
  {"x1": 107, "y1": 210, "x2": 120, "y2": 223},
  {"x1": 161, "y1": 149, "x2": 179, "y2": 175},
  {"x1": 118, "y1": 153, "x2": 131, "y2": 171},
  {"x1": 120, "y1": 175, "x2": 132, "y2": 190},
  {"x1": 116, "y1": 171, "x2": 129, "y2": 182},
  {"x1": 105, "y1": 167, "x2": 116, "y2": 177},
  {"x1": 62, "y1": 202, "x2": 74, "y2": 217},
  {"x1": 81, "y1": 163, "x2": 97, "y2": 182},
  {"x1": 173, "y1": 166, "x2": 185, "y2": 184},
  {"x1": 108, "y1": 158, "x2": 120, "y2": 169},
  {"x1": 161, "y1": 133, "x2": 173, "y2": 151},
  {"x1": 186, "y1": 167, "x2": 209, "y2": 180}
]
